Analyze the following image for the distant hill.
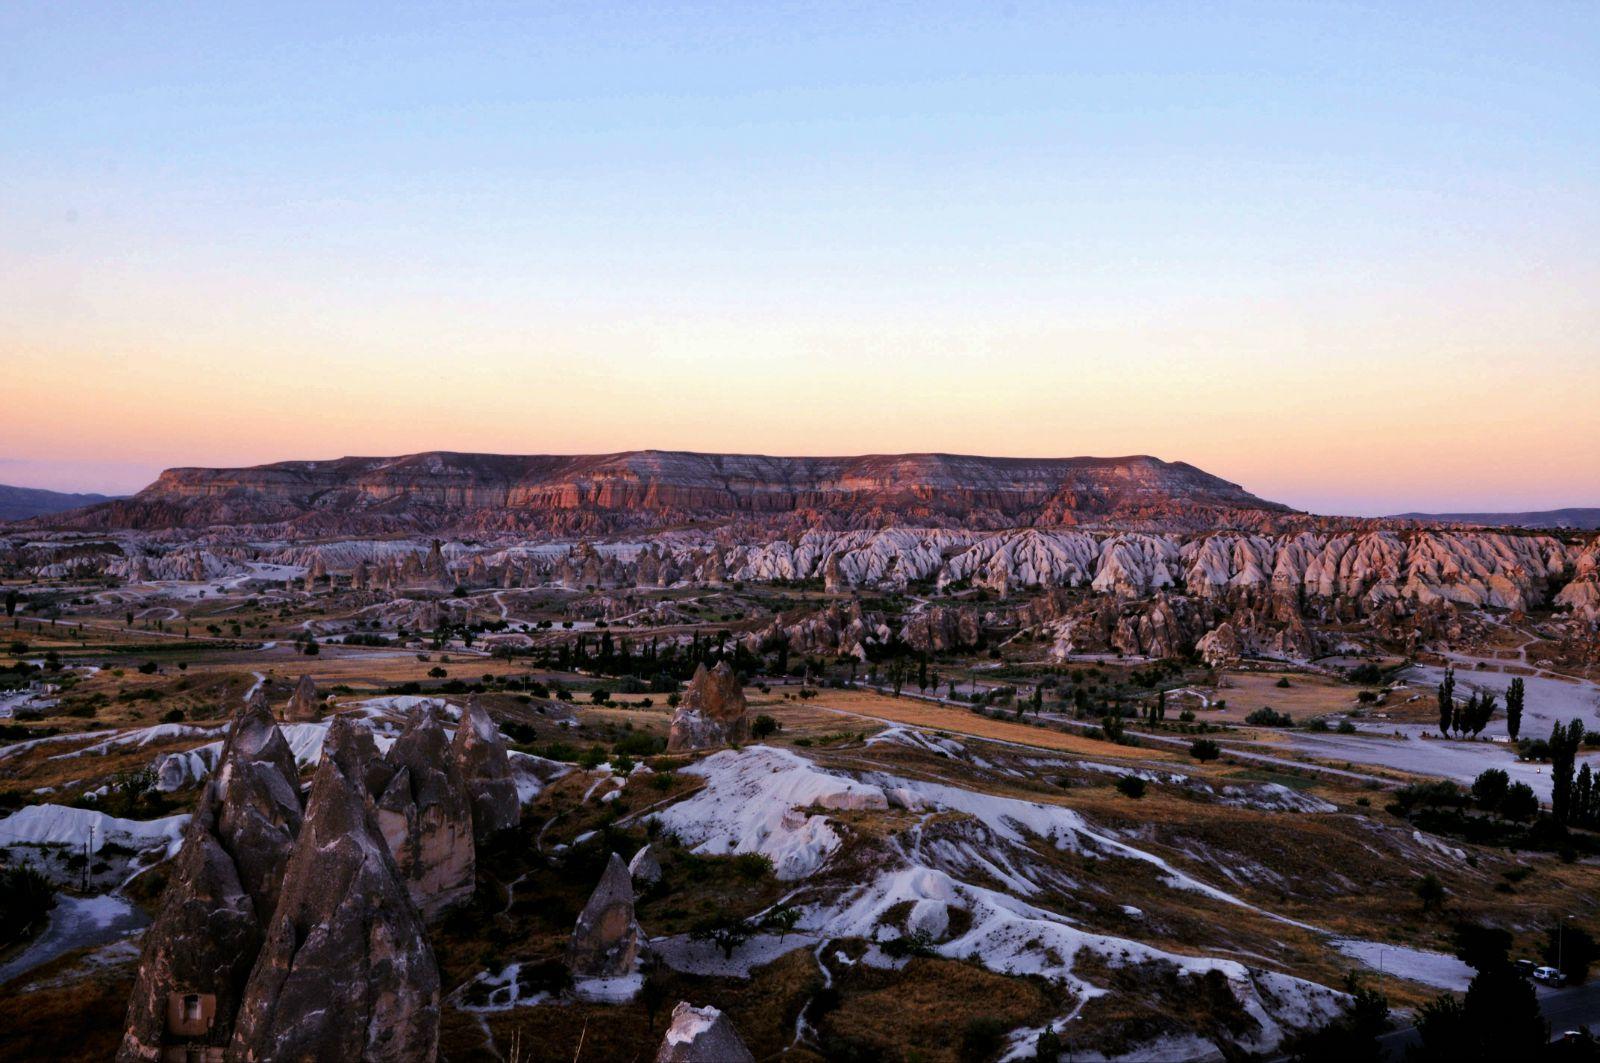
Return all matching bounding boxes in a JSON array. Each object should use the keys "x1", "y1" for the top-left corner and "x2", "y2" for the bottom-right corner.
[
  {"x1": 1393, "y1": 507, "x2": 1600, "y2": 530},
  {"x1": 30, "y1": 449, "x2": 1296, "y2": 534},
  {"x1": 0, "y1": 484, "x2": 117, "y2": 522}
]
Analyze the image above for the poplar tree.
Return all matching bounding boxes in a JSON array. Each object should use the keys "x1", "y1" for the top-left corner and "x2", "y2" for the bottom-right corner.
[
  {"x1": 1437, "y1": 668, "x2": 1455, "y2": 737},
  {"x1": 1505, "y1": 677, "x2": 1525, "y2": 741}
]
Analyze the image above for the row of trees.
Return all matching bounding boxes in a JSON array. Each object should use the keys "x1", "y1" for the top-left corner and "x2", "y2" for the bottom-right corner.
[
  {"x1": 1436, "y1": 672, "x2": 1529, "y2": 741},
  {"x1": 1551, "y1": 719, "x2": 1587, "y2": 826}
]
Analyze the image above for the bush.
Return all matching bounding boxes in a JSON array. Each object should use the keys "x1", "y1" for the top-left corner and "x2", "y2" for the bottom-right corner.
[
  {"x1": 1337, "y1": 720, "x2": 1357, "y2": 734},
  {"x1": 160, "y1": 708, "x2": 185, "y2": 724},
  {"x1": 1470, "y1": 769, "x2": 1509, "y2": 811},
  {"x1": 1189, "y1": 739, "x2": 1220, "y2": 762},
  {"x1": 750, "y1": 714, "x2": 780, "y2": 739},
  {"x1": 0, "y1": 863, "x2": 56, "y2": 946},
  {"x1": 1275, "y1": 677, "x2": 1292, "y2": 688},
  {"x1": 1116, "y1": 775, "x2": 1147, "y2": 799},
  {"x1": 1245, "y1": 707, "x2": 1293, "y2": 727},
  {"x1": 959, "y1": 1018, "x2": 1008, "y2": 1063},
  {"x1": 137, "y1": 660, "x2": 159, "y2": 675}
]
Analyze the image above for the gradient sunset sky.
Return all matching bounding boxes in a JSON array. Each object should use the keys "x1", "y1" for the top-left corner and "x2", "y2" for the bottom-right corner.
[{"x1": 3, "y1": 2, "x2": 1596, "y2": 516}]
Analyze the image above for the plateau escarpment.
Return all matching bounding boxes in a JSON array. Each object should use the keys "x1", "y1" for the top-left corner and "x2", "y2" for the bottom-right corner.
[{"x1": 34, "y1": 450, "x2": 1294, "y2": 533}]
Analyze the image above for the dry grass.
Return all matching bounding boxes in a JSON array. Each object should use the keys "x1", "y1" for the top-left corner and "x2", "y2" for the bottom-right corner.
[
  {"x1": 1206, "y1": 670, "x2": 1361, "y2": 725},
  {"x1": 763, "y1": 688, "x2": 1183, "y2": 763}
]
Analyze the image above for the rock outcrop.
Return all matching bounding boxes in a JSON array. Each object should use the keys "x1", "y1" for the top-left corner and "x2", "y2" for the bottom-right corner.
[
  {"x1": 118, "y1": 697, "x2": 304, "y2": 1061},
  {"x1": 1196, "y1": 622, "x2": 1242, "y2": 668},
  {"x1": 628, "y1": 843, "x2": 662, "y2": 887},
  {"x1": 281, "y1": 673, "x2": 322, "y2": 722},
  {"x1": 448, "y1": 695, "x2": 521, "y2": 841},
  {"x1": 568, "y1": 852, "x2": 645, "y2": 984},
  {"x1": 208, "y1": 693, "x2": 304, "y2": 919},
  {"x1": 324, "y1": 712, "x2": 394, "y2": 801},
  {"x1": 667, "y1": 662, "x2": 749, "y2": 753},
  {"x1": 655, "y1": 1002, "x2": 756, "y2": 1063},
  {"x1": 376, "y1": 704, "x2": 476, "y2": 916},
  {"x1": 230, "y1": 756, "x2": 441, "y2": 1062}
]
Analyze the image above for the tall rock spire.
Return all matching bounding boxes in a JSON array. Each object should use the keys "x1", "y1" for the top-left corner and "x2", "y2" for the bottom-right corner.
[
  {"x1": 230, "y1": 755, "x2": 441, "y2": 1061},
  {"x1": 118, "y1": 695, "x2": 304, "y2": 1061},
  {"x1": 448, "y1": 695, "x2": 521, "y2": 842}
]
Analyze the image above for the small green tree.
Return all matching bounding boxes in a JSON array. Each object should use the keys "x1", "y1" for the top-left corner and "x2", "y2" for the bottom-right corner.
[
  {"x1": 1189, "y1": 739, "x2": 1220, "y2": 762},
  {"x1": 1470, "y1": 768, "x2": 1509, "y2": 811},
  {"x1": 1416, "y1": 872, "x2": 1447, "y2": 914}
]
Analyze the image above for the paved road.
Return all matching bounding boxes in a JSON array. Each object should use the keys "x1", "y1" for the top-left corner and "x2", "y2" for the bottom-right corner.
[{"x1": 1369, "y1": 979, "x2": 1600, "y2": 1059}]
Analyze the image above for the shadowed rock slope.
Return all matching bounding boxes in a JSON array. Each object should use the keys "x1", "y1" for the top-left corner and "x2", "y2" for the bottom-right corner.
[{"x1": 230, "y1": 755, "x2": 441, "y2": 1061}]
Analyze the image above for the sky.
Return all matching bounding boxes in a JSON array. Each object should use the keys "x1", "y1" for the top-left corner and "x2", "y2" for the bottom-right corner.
[{"x1": 2, "y1": 2, "x2": 1597, "y2": 516}]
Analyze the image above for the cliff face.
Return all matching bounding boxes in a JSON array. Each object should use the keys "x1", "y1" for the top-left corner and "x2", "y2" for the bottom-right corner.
[{"x1": 44, "y1": 450, "x2": 1293, "y2": 533}]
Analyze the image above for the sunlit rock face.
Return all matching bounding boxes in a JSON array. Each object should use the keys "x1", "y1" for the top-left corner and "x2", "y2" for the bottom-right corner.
[
  {"x1": 230, "y1": 756, "x2": 440, "y2": 1062},
  {"x1": 44, "y1": 450, "x2": 1293, "y2": 533},
  {"x1": 376, "y1": 704, "x2": 476, "y2": 917},
  {"x1": 667, "y1": 662, "x2": 749, "y2": 753}
]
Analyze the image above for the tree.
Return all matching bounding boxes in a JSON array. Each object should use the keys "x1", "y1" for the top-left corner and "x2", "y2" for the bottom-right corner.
[
  {"x1": 1452, "y1": 921, "x2": 1512, "y2": 972},
  {"x1": 1289, "y1": 977, "x2": 1389, "y2": 1062},
  {"x1": 1462, "y1": 963, "x2": 1546, "y2": 1059},
  {"x1": 1506, "y1": 677, "x2": 1525, "y2": 741},
  {"x1": 1412, "y1": 965, "x2": 1546, "y2": 1063},
  {"x1": 1035, "y1": 1026, "x2": 1063, "y2": 1063},
  {"x1": 1417, "y1": 873, "x2": 1447, "y2": 914},
  {"x1": 1190, "y1": 739, "x2": 1220, "y2": 762},
  {"x1": 1115, "y1": 776, "x2": 1146, "y2": 799},
  {"x1": 1470, "y1": 769, "x2": 1509, "y2": 811},
  {"x1": 1412, "y1": 993, "x2": 1471, "y2": 1061},
  {"x1": 690, "y1": 914, "x2": 753, "y2": 959},
  {"x1": 3, "y1": 590, "x2": 15, "y2": 618},
  {"x1": 1576, "y1": 764, "x2": 1596, "y2": 829},
  {"x1": 1546, "y1": 922, "x2": 1598, "y2": 985},
  {"x1": 0, "y1": 863, "x2": 56, "y2": 946},
  {"x1": 751, "y1": 714, "x2": 780, "y2": 739},
  {"x1": 1502, "y1": 782, "x2": 1539, "y2": 822},
  {"x1": 1437, "y1": 668, "x2": 1456, "y2": 737},
  {"x1": 1552, "y1": 720, "x2": 1586, "y2": 825},
  {"x1": 761, "y1": 904, "x2": 801, "y2": 941}
]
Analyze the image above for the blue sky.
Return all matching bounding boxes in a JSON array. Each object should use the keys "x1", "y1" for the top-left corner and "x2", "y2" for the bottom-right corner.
[{"x1": 2, "y1": 2, "x2": 1597, "y2": 514}]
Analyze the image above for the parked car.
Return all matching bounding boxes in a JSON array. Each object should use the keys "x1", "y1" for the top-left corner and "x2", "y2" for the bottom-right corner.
[
  {"x1": 1534, "y1": 966, "x2": 1567, "y2": 985},
  {"x1": 1515, "y1": 959, "x2": 1536, "y2": 976}
]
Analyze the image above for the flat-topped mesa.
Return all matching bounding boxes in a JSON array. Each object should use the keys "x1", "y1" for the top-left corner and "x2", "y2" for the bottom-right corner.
[
  {"x1": 281, "y1": 673, "x2": 322, "y2": 722},
  {"x1": 448, "y1": 695, "x2": 521, "y2": 841},
  {"x1": 230, "y1": 756, "x2": 441, "y2": 1062},
  {"x1": 118, "y1": 696, "x2": 304, "y2": 1062},
  {"x1": 655, "y1": 1001, "x2": 756, "y2": 1063},
  {"x1": 568, "y1": 852, "x2": 645, "y2": 994},
  {"x1": 376, "y1": 703, "x2": 476, "y2": 917},
  {"x1": 42, "y1": 450, "x2": 1294, "y2": 533},
  {"x1": 667, "y1": 662, "x2": 749, "y2": 753}
]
